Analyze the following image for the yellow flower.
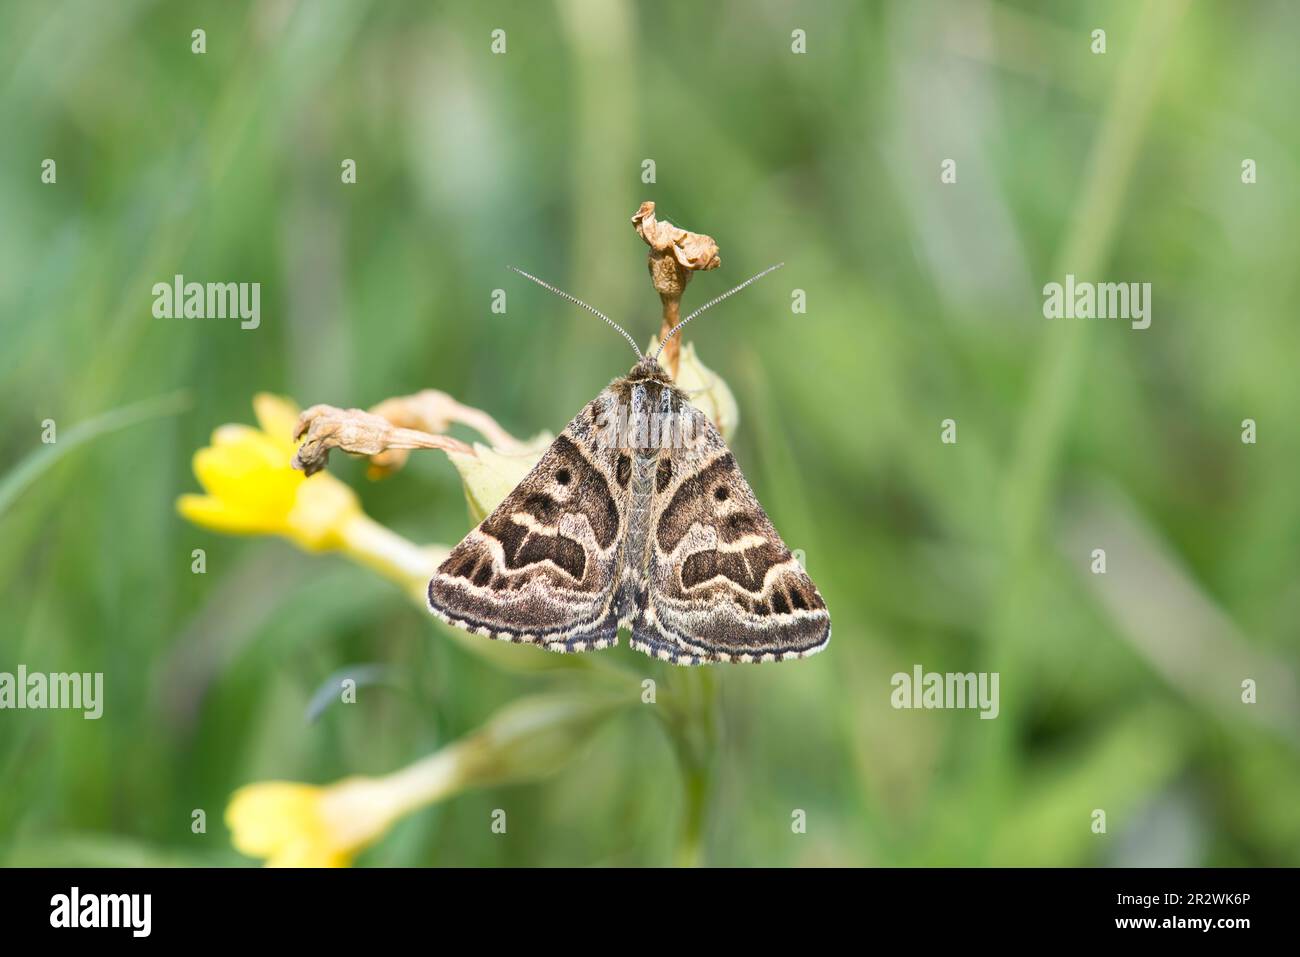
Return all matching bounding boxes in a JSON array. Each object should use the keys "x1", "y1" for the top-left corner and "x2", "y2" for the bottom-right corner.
[
  {"x1": 178, "y1": 394, "x2": 362, "y2": 552},
  {"x1": 226, "y1": 694, "x2": 624, "y2": 866},
  {"x1": 225, "y1": 779, "x2": 398, "y2": 868}
]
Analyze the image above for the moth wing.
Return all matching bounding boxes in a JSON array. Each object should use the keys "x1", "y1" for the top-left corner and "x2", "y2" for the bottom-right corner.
[
  {"x1": 428, "y1": 389, "x2": 626, "y2": 652},
  {"x1": 634, "y1": 404, "x2": 830, "y2": 664}
]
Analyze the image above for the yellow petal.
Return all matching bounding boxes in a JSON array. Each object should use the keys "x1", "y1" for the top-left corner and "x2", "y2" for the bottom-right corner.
[
  {"x1": 226, "y1": 779, "x2": 388, "y2": 868},
  {"x1": 285, "y1": 473, "x2": 362, "y2": 551},
  {"x1": 252, "y1": 393, "x2": 302, "y2": 449},
  {"x1": 193, "y1": 444, "x2": 299, "y2": 517},
  {"x1": 211, "y1": 424, "x2": 299, "y2": 470},
  {"x1": 265, "y1": 843, "x2": 352, "y2": 868},
  {"x1": 176, "y1": 493, "x2": 287, "y2": 536},
  {"x1": 226, "y1": 782, "x2": 333, "y2": 861}
]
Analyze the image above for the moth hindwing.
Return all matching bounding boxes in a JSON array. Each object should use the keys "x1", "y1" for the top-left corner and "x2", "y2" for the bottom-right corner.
[{"x1": 427, "y1": 356, "x2": 830, "y2": 665}]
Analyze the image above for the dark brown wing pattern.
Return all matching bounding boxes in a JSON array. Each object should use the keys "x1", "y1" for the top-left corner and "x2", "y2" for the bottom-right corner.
[
  {"x1": 633, "y1": 405, "x2": 830, "y2": 665},
  {"x1": 427, "y1": 389, "x2": 626, "y2": 652}
]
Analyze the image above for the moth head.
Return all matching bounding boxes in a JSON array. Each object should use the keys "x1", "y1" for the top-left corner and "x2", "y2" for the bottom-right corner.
[{"x1": 626, "y1": 355, "x2": 672, "y2": 384}]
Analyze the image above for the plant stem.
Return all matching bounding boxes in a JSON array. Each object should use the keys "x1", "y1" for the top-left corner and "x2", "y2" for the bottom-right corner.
[
  {"x1": 658, "y1": 297, "x2": 682, "y2": 379},
  {"x1": 673, "y1": 757, "x2": 709, "y2": 868},
  {"x1": 342, "y1": 514, "x2": 442, "y2": 597},
  {"x1": 663, "y1": 666, "x2": 719, "y2": 867}
]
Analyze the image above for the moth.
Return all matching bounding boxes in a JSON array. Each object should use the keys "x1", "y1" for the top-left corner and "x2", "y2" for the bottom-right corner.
[{"x1": 427, "y1": 266, "x2": 830, "y2": 665}]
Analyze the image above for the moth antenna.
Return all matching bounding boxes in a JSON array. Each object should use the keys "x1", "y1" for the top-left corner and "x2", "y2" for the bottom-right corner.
[
  {"x1": 508, "y1": 266, "x2": 643, "y2": 360},
  {"x1": 653, "y1": 262, "x2": 785, "y2": 360}
]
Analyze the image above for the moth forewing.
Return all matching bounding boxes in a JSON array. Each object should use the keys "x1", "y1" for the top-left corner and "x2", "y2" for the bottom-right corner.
[
  {"x1": 631, "y1": 391, "x2": 830, "y2": 665},
  {"x1": 427, "y1": 387, "x2": 627, "y2": 652}
]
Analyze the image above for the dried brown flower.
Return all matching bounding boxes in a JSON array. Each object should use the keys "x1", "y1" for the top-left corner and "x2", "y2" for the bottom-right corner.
[
  {"x1": 292, "y1": 404, "x2": 471, "y2": 477},
  {"x1": 365, "y1": 390, "x2": 527, "y2": 478},
  {"x1": 631, "y1": 201, "x2": 720, "y2": 379}
]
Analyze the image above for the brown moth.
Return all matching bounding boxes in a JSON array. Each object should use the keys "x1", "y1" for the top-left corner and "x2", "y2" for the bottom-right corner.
[{"x1": 427, "y1": 266, "x2": 830, "y2": 665}]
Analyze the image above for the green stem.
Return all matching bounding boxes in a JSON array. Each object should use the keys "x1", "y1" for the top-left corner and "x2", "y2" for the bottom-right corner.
[
  {"x1": 672, "y1": 756, "x2": 709, "y2": 868},
  {"x1": 341, "y1": 513, "x2": 442, "y2": 599},
  {"x1": 662, "y1": 667, "x2": 719, "y2": 867}
]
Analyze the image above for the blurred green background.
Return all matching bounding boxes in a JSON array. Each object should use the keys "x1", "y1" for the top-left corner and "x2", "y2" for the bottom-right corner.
[{"x1": 2, "y1": 0, "x2": 1298, "y2": 867}]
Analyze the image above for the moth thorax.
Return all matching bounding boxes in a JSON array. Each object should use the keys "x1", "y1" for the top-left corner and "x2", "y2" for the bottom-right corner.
[{"x1": 627, "y1": 381, "x2": 681, "y2": 458}]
